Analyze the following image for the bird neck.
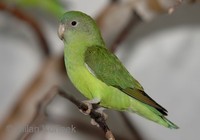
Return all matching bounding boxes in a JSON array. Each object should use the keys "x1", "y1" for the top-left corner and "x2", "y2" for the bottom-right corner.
[
  {"x1": 64, "y1": 42, "x2": 86, "y2": 67},
  {"x1": 64, "y1": 36, "x2": 104, "y2": 68},
  {"x1": 64, "y1": 42, "x2": 104, "y2": 69}
]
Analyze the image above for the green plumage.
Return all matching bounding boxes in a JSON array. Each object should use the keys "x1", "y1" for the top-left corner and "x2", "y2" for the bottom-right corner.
[{"x1": 58, "y1": 11, "x2": 178, "y2": 129}]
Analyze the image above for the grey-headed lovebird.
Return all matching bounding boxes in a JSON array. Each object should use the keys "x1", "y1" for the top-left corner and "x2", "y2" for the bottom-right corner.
[{"x1": 58, "y1": 11, "x2": 178, "y2": 129}]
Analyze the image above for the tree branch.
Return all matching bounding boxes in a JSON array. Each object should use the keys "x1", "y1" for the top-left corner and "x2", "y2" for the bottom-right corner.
[
  {"x1": 168, "y1": 0, "x2": 183, "y2": 14},
  {"x1": 21, "y1": 86, "x2": 58, "y2": 140},
  {"x1": 0, "y1": 56, "x2": 62, "y2": 140},
  {"x1": 110, "y1": 11, "x2": 142, "y2": 52},
  {"x1": 58, "y1": 89, "x2": 115, "y2": 140},
  {"x1": 0, "y1": 2, "x2": 50, "y2": 56},
  {"x1": 18, "y1": 86, "x2": 115, "y2": 140}
]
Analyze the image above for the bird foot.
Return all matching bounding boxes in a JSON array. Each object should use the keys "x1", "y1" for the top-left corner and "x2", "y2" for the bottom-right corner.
[
  {"x1": 79, "y1": 98, "x2": 100, "y2": 115},
  {"x1": 79, "y1": 101, "x2": 93, "y2": 115}
]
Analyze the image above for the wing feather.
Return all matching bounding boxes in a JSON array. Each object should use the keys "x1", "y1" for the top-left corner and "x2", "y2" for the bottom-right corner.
[{"x1": 85, "y1": 46, "x2": 167, "y2": 115}]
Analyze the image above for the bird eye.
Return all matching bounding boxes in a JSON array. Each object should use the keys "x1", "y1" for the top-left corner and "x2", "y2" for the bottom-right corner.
[{"x1": 71, "y1": 21, "x2": 77, "y2": 26}]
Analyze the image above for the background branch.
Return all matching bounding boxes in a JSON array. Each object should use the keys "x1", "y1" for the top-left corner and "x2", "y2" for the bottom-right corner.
[
  {"x1": 20, "y1": 86, "x2": 58, "y2": 140},
  {"x1": 0, "y1": 56, "x2": 62, "y2": 140},
  {"x1": 168, "y1": 0, "x2": 183, "y2": 14},
  {"x1": 0, "y1": 2, "x2": 50, "y2": 56},
  {"x1": 110, "y1": 11, "x2": 142, "y2": 52}
]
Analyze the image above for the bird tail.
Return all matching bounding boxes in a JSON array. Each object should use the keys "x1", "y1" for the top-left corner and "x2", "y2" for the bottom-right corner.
[
  {"x1": 161, "y1": 116, "x2": 179, "y2": 129},
  {"x1": 129, "y1": 100, "x2": 179, "y2": 129}
]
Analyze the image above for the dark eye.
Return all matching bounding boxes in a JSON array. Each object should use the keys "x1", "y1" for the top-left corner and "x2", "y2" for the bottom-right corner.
[{"x1": 71, "y1": 21, "x2": 77, "y2": 26}]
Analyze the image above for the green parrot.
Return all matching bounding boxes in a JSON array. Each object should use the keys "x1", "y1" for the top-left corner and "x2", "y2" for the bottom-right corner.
[{"x1": 58, "y1": 11, "x2": 178, "y2": 129}]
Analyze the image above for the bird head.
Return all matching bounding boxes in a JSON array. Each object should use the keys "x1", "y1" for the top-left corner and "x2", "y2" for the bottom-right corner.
[{"x1": 58, "y1": 11, "x2": 103, "y2": 46}]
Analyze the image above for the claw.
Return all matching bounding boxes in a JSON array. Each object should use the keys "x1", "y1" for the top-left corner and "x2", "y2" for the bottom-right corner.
[
  {"x1": 79, "y1": 101, "x2": 92, "y2": 115},
  {"x1": 79, "y1": 98, "x2": 100, "y2": 115},
  {"x1": 79, "y1": 99, "x2": 108, "y2": 127}
]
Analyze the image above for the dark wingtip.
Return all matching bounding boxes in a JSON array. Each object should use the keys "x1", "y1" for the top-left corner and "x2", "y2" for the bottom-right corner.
[
  {"x1": 156, "y1": 108, "x2": 168, "y2": 116},
  {"x1": 136, "y1": 89, "x2": 169, "y2": 116}
]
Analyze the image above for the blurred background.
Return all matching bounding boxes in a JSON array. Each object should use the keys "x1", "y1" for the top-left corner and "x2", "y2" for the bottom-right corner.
[{"x1": 0, "y1": 0, "x2": 200, "y2": 140}]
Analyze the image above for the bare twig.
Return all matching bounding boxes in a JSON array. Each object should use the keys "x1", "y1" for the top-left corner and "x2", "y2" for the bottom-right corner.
[
  {"x1": 58, "y1": 89, "x2": 115, "y2": 140},
  {"x1": 168, "y1": 0, "x2": 183, "y2": 14},
  {"x1": 96, "y1": 0, "x2": 118, "y2": 25},
  {"x1": 189, "y1": 0, "x2": 196, "y2": 3},
  {"x1": 110, "y1": 11, "x2": 142, "y2": 52},
  {"x1": 0, "y1": 56, "x2": 62, "y2": 140},
  {"x1": 21, "y1": 86, "x2": 58, "y2": 140},
  {"x1": 148, "y1": 0, "x2": 165, "y2": 13},
  {"x1": 0, "y1": 2, "x2": 50, "y2": 56},
  {"x1": 20, "y1": 86, "x2": 116, "y2": 140}
]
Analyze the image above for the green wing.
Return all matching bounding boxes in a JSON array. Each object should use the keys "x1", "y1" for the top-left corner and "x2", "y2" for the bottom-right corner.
[{"x1": 85, "y1": 46, "x2": 167, "y2": 115}]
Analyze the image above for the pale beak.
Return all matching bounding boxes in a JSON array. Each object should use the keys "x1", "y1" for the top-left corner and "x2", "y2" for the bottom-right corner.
[{"x1": 58, "y1": 24, "x2": 65, "y2": 40}]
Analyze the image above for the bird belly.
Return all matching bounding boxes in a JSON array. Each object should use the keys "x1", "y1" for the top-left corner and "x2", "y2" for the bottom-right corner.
[{"x1": 67, "y1": 66, "x2": 132, "y2": 110}]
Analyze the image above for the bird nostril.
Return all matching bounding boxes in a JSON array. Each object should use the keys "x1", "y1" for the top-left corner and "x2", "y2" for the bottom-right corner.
[{"x1": 58, "y1": 24, "x2": 65, "y2": 40}]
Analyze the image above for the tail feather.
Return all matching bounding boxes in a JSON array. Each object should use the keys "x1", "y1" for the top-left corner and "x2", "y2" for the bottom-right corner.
[
  {"x1": 147, "y1": 105, "x2": 179, "y2": 129},
  {"x1": 162, "y1": 116, "x2": 179, "y2": 129},
  {"x1": 129, "y1": 100, "x2": 179, "y2": 129}
]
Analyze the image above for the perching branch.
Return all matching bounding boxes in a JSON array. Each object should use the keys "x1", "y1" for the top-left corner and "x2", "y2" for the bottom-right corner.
[
  {"x1": 58, "y1": 89, "x2": 115, "y2": 140},
  {"x1": 19, "y1": 85, "x2": 115, "y2": 140}
]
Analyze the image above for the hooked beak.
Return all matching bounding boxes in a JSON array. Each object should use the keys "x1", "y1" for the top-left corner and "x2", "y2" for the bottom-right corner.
[{"x1": 58, "y1": 24, "x2": 65, "y2": 40}]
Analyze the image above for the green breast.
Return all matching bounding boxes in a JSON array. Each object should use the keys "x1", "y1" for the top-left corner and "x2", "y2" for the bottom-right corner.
[
  {"x1": 64, "y1": 43, "x2": 101, "y2": 99},
  {"x1": 64, "y1": 43, "x2": 131, "y2": 110}
]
